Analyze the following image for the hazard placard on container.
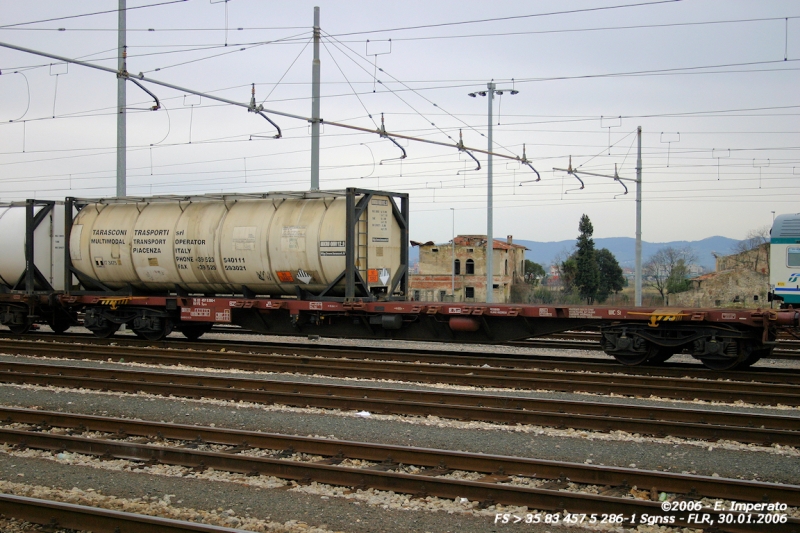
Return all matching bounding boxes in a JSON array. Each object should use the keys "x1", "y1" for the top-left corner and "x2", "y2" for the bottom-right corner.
[
  {"x1": 367, "y1": 269, "x2": 379, "y2": 283},
  {"x1": 276, "y1": 271, "x2": 294, "y2": 282}
]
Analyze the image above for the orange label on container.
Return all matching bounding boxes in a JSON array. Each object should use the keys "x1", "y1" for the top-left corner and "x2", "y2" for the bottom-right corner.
[
  {"x1": 276, "y1": 271, "x2": 294, "y2": 282},
  {"x1": 367, "y1": 269, "x2": 379, "y2": 283}
]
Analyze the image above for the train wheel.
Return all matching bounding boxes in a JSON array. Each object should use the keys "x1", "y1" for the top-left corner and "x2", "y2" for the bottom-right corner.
[
  {"x1": 699, "y1": 340, "x2": 751, "y2": 370},
  {"x1": 89, "y1": 323, "x2": 120, "y2": 338},
  {"x1": 646, "y1": 348, "x2": 674, "y2": 365},
  {"x1": 48, "y1": 315, "x2": 72, "y2": 334},
  {"x1": 699, "y1": 356, "x2": 744, "y2": 371},
  {"x1": 133, "y1": 319, "x2": 173, "y2": 341},
  {"x1": 612, "y1": 342, "x2": 666, "y2": 366},
  {"x1": 7, "y1": 322, "x2": 31, "y2": 335},
  {"x1": 135, "y1": 329, "x2": 168, "y2": 341},
  {"x1": 612, "y1": 350, "x2": 651, "y2": 366},
  {"x1": 179, "y1": 323, "x2": 212, "y2": 341},
  {"x1": 738, "y1": 346, "x2": 770, "y2": 369}
]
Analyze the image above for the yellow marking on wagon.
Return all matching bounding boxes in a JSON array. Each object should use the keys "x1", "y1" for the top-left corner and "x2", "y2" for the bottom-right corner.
[
  {"x1": 97, "y1": 297, "x2": 148, "y2": 310},
  {"x1": 628, "y1": 310, "x2": 691, "y2": 327}
]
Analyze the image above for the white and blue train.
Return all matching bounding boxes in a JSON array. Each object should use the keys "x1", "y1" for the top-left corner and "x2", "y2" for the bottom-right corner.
[{"x1": 769, "y1": 213, "x2": 800, "y2": 307}]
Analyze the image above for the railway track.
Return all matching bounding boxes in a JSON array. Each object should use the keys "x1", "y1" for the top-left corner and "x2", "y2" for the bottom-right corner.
[
  {"x1": 0, "y1": 359, "x2": 798, "y2": 446},
  {"x1": 1, "y1": 406, "x2": 797, "y2": 533},
  {"x1": 1, "y1": 337, "x2": 799, "y2": 405},
  {"x1": 0, "y1": 493, "x2": 246, "y2": 533},
  {"x1": 513, "y1": 332, "x2": 800, "y2": 359},
  {"x1": 6, "y1": 326, "x2": 800, "y2": 361},
  {"x1": 3, "y1": 332, "x2": 800, "y2": 382},
  {"x1": 208, "y1": 325, "x2": 800, "y2": 360}
]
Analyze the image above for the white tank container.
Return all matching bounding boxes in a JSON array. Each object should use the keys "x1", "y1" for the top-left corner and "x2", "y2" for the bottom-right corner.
[
  {"x1": 0, "y1": 202, "x2": 66, "y2": 291},
  {"x1": 69, "y1": 192, "x2": 402, "y2": 296}
]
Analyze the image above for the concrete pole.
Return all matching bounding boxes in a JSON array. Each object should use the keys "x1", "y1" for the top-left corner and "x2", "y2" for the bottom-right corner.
[
  {"x1": 310, "y1": 7, "x2": 321, "y2": 190},
  {"x1": 116, "y1": 0, "x2": 126, "y2": 197},
  {"x1": 486, "y1": 81, "x2": 495, "y2": 303},
  {"x1": 635, "y1": 126, "x2": 642, "y2": 306}
]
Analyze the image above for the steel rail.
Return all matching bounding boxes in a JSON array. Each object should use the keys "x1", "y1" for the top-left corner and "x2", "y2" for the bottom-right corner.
[
  {"x1": 2, "y1": 406, "x2": 798, "y2": 507},
  {"x1": 0, "y1": 361, "x2": 798, "y2": 445},
  {"x1": 516, "y1": 332, "x2": 800, "y2": 359},
  {"x1": 2, "y1": 334, "x2": 800, "y2": 386},
  {"x1": 0, "y1": 493, "x2": 250, "y2": 533},
  {"x1": 1, "y1": 338, "x2": 798, "y2": 405},
  {"x1": 207, "y1": 326, "x2": 800, "y2": 360},
  {"x1": 1, "y1": 409, "x2": 797, "y2": 532}
]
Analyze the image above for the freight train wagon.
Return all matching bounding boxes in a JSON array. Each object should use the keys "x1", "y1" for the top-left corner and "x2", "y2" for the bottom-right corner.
[{"x1": 0, "y1": 189, "x2": 797, "y2": 371}]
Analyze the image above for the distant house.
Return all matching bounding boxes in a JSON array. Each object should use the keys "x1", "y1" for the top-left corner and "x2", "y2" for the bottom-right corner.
[
  {"x1": 543, "y1": 264, "x2": 561, "y2": 287},
  {"x1": 622, "y1": 267, "x2": 635, "y2": 284},
  {"x1": 409, "y1": 235, "x2": 528, "y2": 303}
]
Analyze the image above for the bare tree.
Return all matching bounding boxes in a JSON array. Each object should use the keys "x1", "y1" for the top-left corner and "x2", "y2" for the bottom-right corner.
[
  {"x1": 643, "y1": 246, "x2": 698, "y2": 303},
  {"x1": 551, "y1": 248, "x2": 574, "y2": 292},
  {"x1": 730, "y1": 225, "x2": 770, "y2": 273}
]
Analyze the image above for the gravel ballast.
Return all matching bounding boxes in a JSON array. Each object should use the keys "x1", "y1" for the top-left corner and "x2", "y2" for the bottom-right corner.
[{"x1": 0, "y1": 330, "x2": 797, "y2": 532}]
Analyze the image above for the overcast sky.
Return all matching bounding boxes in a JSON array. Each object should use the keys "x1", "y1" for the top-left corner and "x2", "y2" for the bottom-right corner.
[{"x1": 1, "y1": 0, "x2": 798, "y2": 246}]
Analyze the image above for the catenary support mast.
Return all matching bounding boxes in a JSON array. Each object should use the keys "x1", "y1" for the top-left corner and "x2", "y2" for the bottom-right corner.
[
  {"x1": 635, "y1": 126, "x2": 642, "y2": 306},
  {"x1": 310, "y1": 7, "x2": 321, "y2": 190},
  {"x1": 486, "y1": 82, "x2": 494, "y2": 303},
  {"x1": 116, "y1": 0, "x2": 126, "y2": 197},
  {"x1": 553, "y1": 126, "x2": 643, "y2": 306}
]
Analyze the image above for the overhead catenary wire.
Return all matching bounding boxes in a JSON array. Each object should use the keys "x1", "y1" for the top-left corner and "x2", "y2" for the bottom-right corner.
[
  {"x1": 138, "y1": 30, "x2": 312, "y2": 74},
  {"x1": 3, "y1": 4, "x2": 791, "y2": 232},
  {"x1": 0, "y1": 0, "x2": 189, "y2": 29},
  {"x1": 327, "y1": 0, "x2": 683, "y2": 38},
  {"x1": 0, "y1": 39, "x2": 541, "y2": 172},
  {"x1": 14, "y1": 10, "x2": 800, "y2": 37}
]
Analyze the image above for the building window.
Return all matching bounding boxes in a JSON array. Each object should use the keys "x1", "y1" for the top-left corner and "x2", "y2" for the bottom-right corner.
[
  {"x1": 467, "y1": 248, "x2": 474, "y2": 252},
  {"x1": 465, "y1": 286, "x2": 475, "y2": 298},
  {"x1": 431, "y1": 248, "x2": 439, "y2": 252},
  {"x1": 439, "y1": 290, "x2": 447, "y2": 301},
  {"x1": 505, "y1": 259, "x2": 508, "y2": 275},
  {"x1": 413, "y1": 290, "x2": 420, "y2": 301},
  {"x1": 466, "y1": 259, "x2": 475, "y2": 274},
  {"x1": 454, "y1": 259, "x2": 461, "y2": 275}
]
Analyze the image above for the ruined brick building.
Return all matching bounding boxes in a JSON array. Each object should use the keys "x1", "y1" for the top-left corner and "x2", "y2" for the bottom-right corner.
[
  {"x1": 669, "y1": 243, "x2": 769, "y2": 308},
  {"x1": 409, "y1": 235, "x2": 528, "y2": 303}
]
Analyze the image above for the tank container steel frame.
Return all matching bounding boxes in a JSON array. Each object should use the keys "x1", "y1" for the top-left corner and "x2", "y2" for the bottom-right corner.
[{"x1": 63, "y1": 188, "x2": 409, "y2": 302}]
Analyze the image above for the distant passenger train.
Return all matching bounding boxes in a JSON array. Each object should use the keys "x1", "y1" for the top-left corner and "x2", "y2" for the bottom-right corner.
[{"x1": 769, "y1": 213, "x2": 800, "y2": 307}]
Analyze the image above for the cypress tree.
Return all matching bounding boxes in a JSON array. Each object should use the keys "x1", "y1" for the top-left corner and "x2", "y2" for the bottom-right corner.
[{"x1": 574, "y1": 214, "x2": 599, "y2": 303}]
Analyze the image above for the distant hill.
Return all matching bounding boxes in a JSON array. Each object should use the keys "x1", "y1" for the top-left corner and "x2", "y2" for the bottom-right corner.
[
  {"x1": 516, "y1": 236, "x2": 739, "y2": 272},
  {"x1": 409, "y1": 236, "x2": 741, "y2": 272}
]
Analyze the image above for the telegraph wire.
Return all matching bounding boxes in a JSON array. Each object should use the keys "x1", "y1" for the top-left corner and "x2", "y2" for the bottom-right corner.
[
  {"x1": 328, "y1": 1, "x2": 683, "y2": 38},
  {"x1": 320, "y1": 40, "x2": 379, "y2": 130},
  {"x1": 320, "y1": 31, "x2": 459, "y2": 146},
  {"x1": 2, "y1": 1, "x2": 684, "y2": 33},
  {"x1": 344, "y1": 15, "x2": 800, "y2": 42},
  {"x1": 25, "y1": 14, "x2": 790, "y2": 40},
  {"x1": 139, "y1": 30, "x2": 312, "y2": 74},
  {"x1": 320, "y1": 30, "x2": 523, "y2": 158},
  {"x1": 259, "y1": 38, "x2": 312, "y2": 105},
  {"x1": 0, "y1": 0, "x2": 189, "y2": 29}
]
